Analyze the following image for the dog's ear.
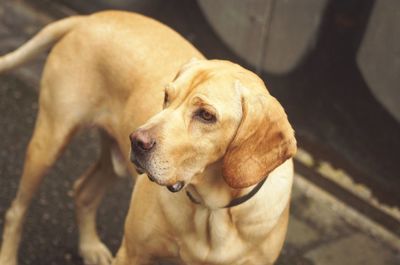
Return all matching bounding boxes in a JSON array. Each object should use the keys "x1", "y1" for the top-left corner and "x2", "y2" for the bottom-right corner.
[{"x1": 222, "y1": 83, "x2": 297, "y2": 188}]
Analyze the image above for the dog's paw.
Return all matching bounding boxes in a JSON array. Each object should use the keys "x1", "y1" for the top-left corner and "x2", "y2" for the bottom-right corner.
[{"x1": 79, "y1": 241, "x2": 113, "y2": 265}]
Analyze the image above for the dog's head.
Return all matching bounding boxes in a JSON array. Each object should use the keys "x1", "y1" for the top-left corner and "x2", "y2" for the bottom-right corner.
[{"x1": 130, "y1": 59, "x2": 296, "y2": 192}]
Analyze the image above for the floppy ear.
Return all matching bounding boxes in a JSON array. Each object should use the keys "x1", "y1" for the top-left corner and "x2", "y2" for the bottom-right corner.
[{"x1": 222, "y1": 85, "x2": 297, "y2": 188}]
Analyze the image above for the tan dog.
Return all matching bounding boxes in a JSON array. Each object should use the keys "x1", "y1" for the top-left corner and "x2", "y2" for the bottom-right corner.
[{"x1": 0, "y1": 11, "x2": 296, "y2": 265}]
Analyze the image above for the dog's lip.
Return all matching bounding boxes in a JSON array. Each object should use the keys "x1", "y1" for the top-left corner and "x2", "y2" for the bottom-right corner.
[
  {"x1": 147, "y1": 173, "x2": 156, "y2": 182},
  {"x1": 135, "y1": 167, "x2": 145, "y2": 174},
  {"x1": 130, "y1": 156, "x2": 145, "y2": 174},
  {"x1": 143, "y1": 171, "x2": 185, "y2": 192},
  {"x1": 130, "y1": 155, "x2": 184, "y2": 191},
  {"x1": 130, "y1": 156, "x2": 161, "y2": 183},
  {"x1": 166, "y1": 181, "x2": 185, "y2": 193},
  {"x1": 133, "y1": 163, "x2": 145, "y2": 174}
]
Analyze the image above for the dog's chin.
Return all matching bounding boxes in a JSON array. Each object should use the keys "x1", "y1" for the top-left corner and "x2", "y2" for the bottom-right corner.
[
  {"x1": 130, "y1": 157, "x2": 186, "y2": 193},
  {"x1": 150, "y1": 174, "x2": 186, "y2": 193},
  {"x1": 146, "y1": 172, "x2": 186, "y2": 193},
  {"x1": 136, "y1": 166, "x2": 186, "y2": 193}
]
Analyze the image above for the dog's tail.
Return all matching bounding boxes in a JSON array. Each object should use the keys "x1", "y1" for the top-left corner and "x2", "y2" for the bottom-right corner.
[{"x1": 0, "y1": 16, "x2": 84, "y2": 73}]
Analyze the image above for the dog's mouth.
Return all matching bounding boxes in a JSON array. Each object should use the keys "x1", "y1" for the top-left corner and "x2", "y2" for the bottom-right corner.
[
  {"x1": 166, "y1": 181, "x2": 185, "y2": 192},
  {"x1": 130, "y1": 155, "x2": 145, "y2": 174},
  {"x1": 130, "y1": 154, "x2": 185, "y2": 193}
]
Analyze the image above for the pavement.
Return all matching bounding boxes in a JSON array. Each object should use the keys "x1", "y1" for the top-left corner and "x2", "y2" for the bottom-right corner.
[{"x1": 0, "y1": 1, "x2": 399, "y2": 264}]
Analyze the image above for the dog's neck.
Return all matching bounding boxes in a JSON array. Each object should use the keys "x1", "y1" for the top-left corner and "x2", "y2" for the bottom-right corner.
[{"x1": 185, "y1": 160, "x2": 260, "y2": 209}]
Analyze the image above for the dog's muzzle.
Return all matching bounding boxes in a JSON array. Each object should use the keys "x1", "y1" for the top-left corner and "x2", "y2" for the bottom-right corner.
[
  {"x1": 129, "y1": 130, "x2": 184, "y2": 193},
  {"x1": 129, "y1": 130, "x2": 184, "y2": 192}
]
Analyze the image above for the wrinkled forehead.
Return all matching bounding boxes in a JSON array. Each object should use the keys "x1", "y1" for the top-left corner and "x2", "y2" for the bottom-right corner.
[
  {"x1": 171, "y1": 65, "x2": 242, "y2": 111},
  {"x1": 174, "y1": 61, "x2": 241, "y2": 95}
]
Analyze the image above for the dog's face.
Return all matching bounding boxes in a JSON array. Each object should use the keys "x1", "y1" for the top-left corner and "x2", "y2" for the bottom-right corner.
[{"x1": 130, "y1": 59, "x2": 296, "y2": 192}]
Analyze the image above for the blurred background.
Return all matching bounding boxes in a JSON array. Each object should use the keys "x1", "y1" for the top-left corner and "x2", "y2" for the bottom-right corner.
[{"x1": 0, "y1": 0, "x2": 399, "y2": 264}]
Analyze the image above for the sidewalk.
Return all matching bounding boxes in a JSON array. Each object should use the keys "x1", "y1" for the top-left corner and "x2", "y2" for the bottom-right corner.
[
  {"x1": 281, "y1": 176, "x2": 399, "y2": 265},
  {"x1": 0, "y1": 1, "x2": 399, "y2": 264}
]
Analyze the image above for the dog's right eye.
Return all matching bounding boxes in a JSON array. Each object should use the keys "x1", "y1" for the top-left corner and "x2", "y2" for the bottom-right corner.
[{"x1": 194, "y1": 108, "x2": 217, "y2": 124}]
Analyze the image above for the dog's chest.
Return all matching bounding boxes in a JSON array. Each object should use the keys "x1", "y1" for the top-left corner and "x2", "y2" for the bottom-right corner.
[{"x1": 164, "y1": 205, "x2": 269, "y2": 265}]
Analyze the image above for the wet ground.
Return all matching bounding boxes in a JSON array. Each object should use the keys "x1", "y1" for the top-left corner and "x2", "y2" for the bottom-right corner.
[{"x1": 0, "y1": 1, "x2": 399, "y2": 264}]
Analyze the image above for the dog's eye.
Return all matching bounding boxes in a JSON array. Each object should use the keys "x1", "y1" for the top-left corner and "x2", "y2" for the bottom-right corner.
[{"x1": 195, "y1": 108, "x2": 216, "y2": 123}]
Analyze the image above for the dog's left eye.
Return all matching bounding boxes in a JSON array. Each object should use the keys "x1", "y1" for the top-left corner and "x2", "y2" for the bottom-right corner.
[{"x1": 195, "y1": 108, "x2": 217, "y2": 123}]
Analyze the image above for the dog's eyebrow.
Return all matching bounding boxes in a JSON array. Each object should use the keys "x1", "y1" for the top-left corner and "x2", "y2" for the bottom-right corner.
[
  {"x1": 188, "y1": 70, "x2": 210, "y2": 91},
  {"x1": 191, "y1": 96, "x2": 218, "y2": 115},
  {"x1": 178, "y1": 70, "x2": 212, "y2": 104},
  {"x1": 191, "y1": 95, "x2": 211, "y2": 106}
]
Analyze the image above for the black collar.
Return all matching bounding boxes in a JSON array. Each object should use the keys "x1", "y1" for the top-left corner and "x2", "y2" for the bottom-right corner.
[{"x1": 185, "y1": 177, "x2": 267, "y2": 208}]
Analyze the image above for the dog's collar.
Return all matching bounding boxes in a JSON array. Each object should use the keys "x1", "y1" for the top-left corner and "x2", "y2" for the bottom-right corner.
[{"x1": 185, "y1": 177, "x2": 267, "y2": 208}]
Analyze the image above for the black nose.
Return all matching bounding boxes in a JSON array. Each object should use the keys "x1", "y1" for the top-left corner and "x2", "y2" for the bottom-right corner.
[{"x1": 130, "y1": 130, "x2": 156, "y2": 153}]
